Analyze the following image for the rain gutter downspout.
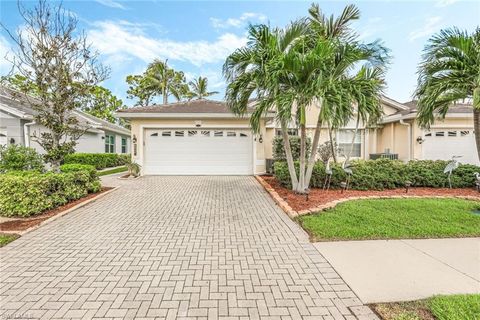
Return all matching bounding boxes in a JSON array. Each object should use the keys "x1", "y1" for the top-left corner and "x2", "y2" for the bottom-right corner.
[
  {"x1": 23, "y1": 121, "x2": 36, "y2": 147},
  {"x1": 399, "y1": 119, "x2": 411, "y2": 161}
]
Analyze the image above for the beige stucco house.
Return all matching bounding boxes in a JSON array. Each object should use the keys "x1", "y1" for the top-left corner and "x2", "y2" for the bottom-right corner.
[{"x1": 118, "y1": 97, "x2": 477, "y2": 176}]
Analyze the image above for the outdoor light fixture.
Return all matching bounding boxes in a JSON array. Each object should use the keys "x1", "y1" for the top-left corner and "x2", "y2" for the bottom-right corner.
[
  {"x1": 416, "y1": 136, "x2": 425, "y2": 144},
  {"x1": 340, "y1": 181, "x2": 347, "y2": 193},
  {"x1": 259, "y1": 134, "x2": 263, "y2": 143},
  {"x1": 405, "y1": 180, "x2": 412, "y2": 193},
  {"x1": 132, "y1": 135, "x2": 137, "y2": 144},
  {"x1": 9, "y1": 138, "x2": 15, "y2": 144}
]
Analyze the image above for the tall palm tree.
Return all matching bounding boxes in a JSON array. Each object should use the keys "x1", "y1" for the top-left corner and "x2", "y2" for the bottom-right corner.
[
  {"x1": 146, "y1": 59, "x2": 188, "y2": 104},
  {"x1": 416, "y1": 27, "x2": 480, "y2": 161},
  {"x1": 188, "y1": 77, "x2": 219, "y2": 100}
]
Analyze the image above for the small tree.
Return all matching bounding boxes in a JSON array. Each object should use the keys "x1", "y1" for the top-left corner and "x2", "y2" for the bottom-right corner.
[
  {"x1": 79, "y1": 85, "x2": 126, "y2": 124},
  {"x1": 1, "y1": 0, "x2": 108, "y2": 170},
  {"x1": 188, "y1": 76, "x2": 219, "y2": 100}
]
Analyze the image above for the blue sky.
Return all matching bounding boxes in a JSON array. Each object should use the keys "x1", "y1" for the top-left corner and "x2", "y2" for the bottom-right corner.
[{"x1": 1, "y1": 0, "x2": 479, "y2": 107}]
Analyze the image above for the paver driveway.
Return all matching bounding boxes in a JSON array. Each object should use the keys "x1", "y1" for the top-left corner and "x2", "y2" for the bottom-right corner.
[{"x1": 0, "y1": 176, "x2": 376, "y2": 320}]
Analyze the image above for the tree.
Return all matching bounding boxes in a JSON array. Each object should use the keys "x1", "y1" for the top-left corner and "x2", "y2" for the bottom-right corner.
[
  {"x1": 126, "y1": 59, "x2": 189, "y2": 105},
  {"x1": 188, "y1": 76, "x2": 219, "y2": 100},
  {"x1": 224, "y1": 4, "x2": 389, "y2": 193},
  {"x1": 1, "y1": 0, "x2": 108, "y2": 170},
  {"x1": 79, "y1": 86, "x2": 126, "y2": 124},
  {"x1": 415, "y1": 27, "x2": 480, "y2": 161}
]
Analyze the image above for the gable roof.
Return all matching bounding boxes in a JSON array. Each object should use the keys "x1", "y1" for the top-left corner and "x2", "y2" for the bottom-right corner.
[
  {"x1": 403, "y1": 100, "x2": 473, "y2": 114},
  {"x1": 0, "y1": 85, "x2": 129, "y2": 135}
]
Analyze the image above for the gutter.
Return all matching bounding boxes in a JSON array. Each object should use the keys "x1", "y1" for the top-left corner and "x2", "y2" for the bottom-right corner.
[
  {"x1": 399, "y1": 119, "x2": 411, "y2": 161},
  {"x1": 23, "y1": 121, "x2": 36, "y2": 147}
]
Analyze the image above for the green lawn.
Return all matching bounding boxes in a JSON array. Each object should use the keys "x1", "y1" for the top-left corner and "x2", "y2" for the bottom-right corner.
[
  {"x1": 373, "y1": 294, "x2": 480, "y2": 320},
  {"x1": 0, "y1": 234, "x2": 19, "y2": 247},
  {"x1": 298, "y1": 198, "x2": 480, "y2": 241},
  {"x1": 97, "y1": 166, "x2": 127, "y2": 176}
]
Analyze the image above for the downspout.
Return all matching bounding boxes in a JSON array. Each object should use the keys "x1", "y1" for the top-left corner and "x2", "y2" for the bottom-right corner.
[
  {"x1": 23, "y1": 121, "x2": 36, "y2": 147},
  {"x1": 399, "y1": 119, "x2": 411, "y2": 161}
]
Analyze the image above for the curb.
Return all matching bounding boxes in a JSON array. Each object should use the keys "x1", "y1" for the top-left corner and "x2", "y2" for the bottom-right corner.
[
  {"x1": 255, "y1": 176, "x2": 480, "y2": 218},
  {"x1": 2, "y1": 187, "x2": 119, "y2": 236}
]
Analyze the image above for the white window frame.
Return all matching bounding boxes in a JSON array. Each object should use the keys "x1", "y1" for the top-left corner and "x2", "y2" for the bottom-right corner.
[
  {"x1": 105, "y1": 134, "x2": 115, "y2": 153},
  {"x1": 337, "y1": 129, "x2": 362, "y2": 158}
]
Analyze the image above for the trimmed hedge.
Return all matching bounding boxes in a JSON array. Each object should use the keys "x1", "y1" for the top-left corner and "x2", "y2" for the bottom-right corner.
[
  {"x1": 0, "y1": 168, "x2": 101, "y2": 217},
  {"x1": 0, "y1": 144, "x2": 44, "y2": 172},
  {"x1": 63, "y1": 153, "x2": 129, "y2": 169},
  {"x1": 274, "y1": 158, "x2": 480, "y2": 190}
]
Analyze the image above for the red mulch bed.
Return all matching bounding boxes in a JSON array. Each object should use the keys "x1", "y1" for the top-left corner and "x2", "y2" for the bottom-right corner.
[
  {"x1": 0, "y1": 187, "x2": 113, "y2": 232},
  {"x1": 262, "y1": 176, "x2": 480, "y2": 212}
]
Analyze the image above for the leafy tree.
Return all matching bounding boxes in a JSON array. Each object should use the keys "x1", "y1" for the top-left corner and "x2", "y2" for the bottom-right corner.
[
  {"x1": 1, "y1": 0, "x2": 108, "y2": 170},
  {"x1": 126, "y1": 59, "x2": 189, "y2": 105},
  {"x1": 415, "y1": 27, "x2": 480, "y2": 161},
  {"x1": 79, "y1": 86, "x2": 126, "y2": 123},
  {"x1": 224, "y1": 4, "x2": 389, "y2": 193},
  {"x1": 188, "y1": 76, "x2": 219, "y2": 100}
]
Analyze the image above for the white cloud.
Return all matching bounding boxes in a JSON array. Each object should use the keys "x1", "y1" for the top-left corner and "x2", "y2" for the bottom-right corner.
[
  {"x1": 408, "y1": 16, "x2": 442, "y2": 41},
  {"x1": 356, "y1": 17, "x2": 384, "y2": 40},
  {"x1": 95, "y1": 0, "x2": 126, "y2": 10},
  {"x1": 210, "y1": 12, "x2": 267, "y2": 29},
  {"x1": 88, "y1": 20, "x2": 247, "y2": 67},
  {"x1": 0, "y1": 36, "x2": 13, "y2": 75},
  {"x1": 436, "y1": 0, "x2": 460, "y2": 7}
]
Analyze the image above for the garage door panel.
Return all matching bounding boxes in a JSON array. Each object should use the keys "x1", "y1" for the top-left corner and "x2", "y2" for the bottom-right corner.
[
  {"x1": 144, "y1": 128, "x2": 253, "y2": 175},
  {"x1": 422, "y1": 129, "x2": 478, "y2": 165}
]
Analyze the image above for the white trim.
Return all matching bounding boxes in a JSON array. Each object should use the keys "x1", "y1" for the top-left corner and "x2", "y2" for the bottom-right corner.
[
  {"x1": 0, "y1": 104, "x2": 33, "y2": 119},
  {"x1": 380, "y1": 96, "x2": 409, "y2": 111}
]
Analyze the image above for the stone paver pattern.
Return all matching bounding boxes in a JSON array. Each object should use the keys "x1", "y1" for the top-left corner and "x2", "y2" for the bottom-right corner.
[{"x1": 1, "y1": 176, "x2": 376, "y2": 320}]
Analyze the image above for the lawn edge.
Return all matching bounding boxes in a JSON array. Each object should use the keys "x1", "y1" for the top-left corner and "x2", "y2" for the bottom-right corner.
[
  {"x1": 256, "y1": 175, "x2": 480, "y2": 218},
  {"x1": 1, "y1": 186, "x2": 119, "y2": 236}
]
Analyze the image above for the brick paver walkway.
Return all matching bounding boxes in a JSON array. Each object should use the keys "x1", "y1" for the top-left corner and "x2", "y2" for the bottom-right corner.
[{"x1": 0, "y1": 176, "x2": 377, "y2": 320}]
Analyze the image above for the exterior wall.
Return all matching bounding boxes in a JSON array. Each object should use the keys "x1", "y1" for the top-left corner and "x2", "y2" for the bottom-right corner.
[
  {"x1": 129, "y1": 117, "x2": 268, "y2": 175},
  {"x1": 0, "y1": 110, "x2": 25, "y2": 146}
]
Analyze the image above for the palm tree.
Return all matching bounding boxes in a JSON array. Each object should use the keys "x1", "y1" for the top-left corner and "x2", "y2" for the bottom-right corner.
[
  {"x1": 416, "y1": 27, "x2": 480, "y2": 161},
  {"x1": 146, "y1": 59, "x2": 188, "y2": 104},
  {"x1": 188, "y1": 77, "x2": 219, "y2": 100},
  {"x1": 224, "y1": 4, "x2": 388, "y2": 193}
]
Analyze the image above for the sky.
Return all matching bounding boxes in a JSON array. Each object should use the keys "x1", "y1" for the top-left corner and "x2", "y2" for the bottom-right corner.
[{"x1": 0, "y1": 0, "x2": 479, "y2": 107}]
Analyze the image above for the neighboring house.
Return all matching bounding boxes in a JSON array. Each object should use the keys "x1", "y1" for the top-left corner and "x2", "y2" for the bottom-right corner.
[
  {"x1": 0, "y1": 85, "x2": 130, "y2": 155},
  {"x1": 118, "y1": 97, "x2": 478, "y2": 176},
  {"x1": 375, "y1": 100, "x2": 477, "y2": 165}
]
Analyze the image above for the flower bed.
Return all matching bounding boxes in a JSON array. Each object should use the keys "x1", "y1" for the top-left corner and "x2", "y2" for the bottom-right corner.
[{"x1": 261, "y1": 175, "x2": 480, "y2": 213}]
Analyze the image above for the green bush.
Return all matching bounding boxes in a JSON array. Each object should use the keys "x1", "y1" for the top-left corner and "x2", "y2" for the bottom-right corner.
[
  {"x1": 63, "y1": 153, "x2": 129, "y2": 169},
  {"x1": 274, "y1": 158, "x2": 480, "y2": 190},
  {"x1": 60, "y1": 163, "x2": 97, "y2": 180},
  {"x1": 0, "y1": 169, "x2": 101, "y2": 217},
  {"x1": 0, "y1": 144, "x2": 44, "y2": 172},
  {"x1": 272, "y1": 136, "x2": 312, "y2": 161}
]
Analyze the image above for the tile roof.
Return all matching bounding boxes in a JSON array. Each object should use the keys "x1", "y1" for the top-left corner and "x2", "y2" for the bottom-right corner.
[{"x1": 118, "y1": 99, "x2": 255, "y2": 114}]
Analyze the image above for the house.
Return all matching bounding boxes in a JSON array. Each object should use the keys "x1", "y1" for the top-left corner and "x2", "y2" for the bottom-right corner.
[
  {"x1": 375, "y1": 100, "x2": 477, "y2": 165},
  {"x1": 0, "y1": 85, "x2": 130, "y2": 155},
  {"x1": 118, "y1": 96, "x2": 478, "y2": 176}
]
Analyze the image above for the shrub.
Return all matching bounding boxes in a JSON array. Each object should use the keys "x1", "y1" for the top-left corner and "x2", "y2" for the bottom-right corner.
[
  {"x1": 273, "y1": 136, "x2": 312, "y2": 161},
  {"x1": 0, "y1": 169, "x2": 101, "y2": 217},
  {"x1": 274, "y1": 158, "x2": 480, "y2": 190},
  {"x1": 0, "y1": 144, "x2": 44, "y2": 172},
  {"x1": 60, "y1": 163, "x2": 97, "y2": 180},
  {"x1": 63, "y1": 153, "x2": 129, "y2": 169}
]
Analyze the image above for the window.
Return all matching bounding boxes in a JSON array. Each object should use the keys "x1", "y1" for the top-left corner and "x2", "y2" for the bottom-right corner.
[
  {"x1": 448, "y1": 131, "x2": 457, "y2": 137},
  {"x1": 239, "y1": 133, "x2": 248, "y2": 137},
  {"x1": 226, "y1": 131, "x2": 236, "y2": 137},
  {"x1": 460, "y1": 131, "x2": 470, "y2": 136},
  {"x1": 201, "y1": 131, "x2": 210, "y2": 137},
  {"x1": 435, "y1": 131, "x2": 445, "y2": 137},
  {"x1": 424, "y1": 132, "x2": 432, "y2": 137},
  {"x1": 175, "y1": 131, "x2": 184, "y2": 137},
  {"x1": 105, "y1": 134, "x2": 115, "y2": 153},
  {"x1": 275, "y1": 129, "x2": 298, "y2": 136},
  {"x1": 150, "y1": 132, "x2": 158, "y2": 137},
  {"x1": 214, "y1": 131, "x2": 223, "y2": 137},
  {"x1": 121, "y1": 138, "x2": 127, "y2": 154},
  {"x1": 188, "y1": 130, "x2": 198, "y2": 137},
  {"x1": 162, "y1": 131, "x2": 171, "y2": 137},
  {"x1": 337, "y1": 129, "x2": 361, "y2": 158}
]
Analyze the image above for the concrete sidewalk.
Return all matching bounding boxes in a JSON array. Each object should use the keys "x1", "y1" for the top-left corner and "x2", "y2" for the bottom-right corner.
[{"x1": 314, "y1": 238, "x2": 480, "y2": 303}]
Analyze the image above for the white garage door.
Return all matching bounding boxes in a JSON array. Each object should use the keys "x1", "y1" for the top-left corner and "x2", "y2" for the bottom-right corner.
[
  {"x1": 422, "y1": 129, "x2": 479, "y2": 165},
  {"x1": 144, "y1": 128, "x2": 253, "y2": 175}
]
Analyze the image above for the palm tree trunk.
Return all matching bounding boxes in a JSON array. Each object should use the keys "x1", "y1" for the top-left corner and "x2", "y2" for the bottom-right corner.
[
  {"x1": 304, "y1": 115, "x2": 323, "y2": 188},
  {"x1": 474, "y1": 108, "x2": 480, "y2": 162},
  {"x1": 345, "y1": 113, "x2": 360, "y2": 163},
  {"x1": 328, "y1": 123, "x2": 337, "y2": 163},
  {"x1": 297, "y1": 123, "x2": 306, "y2": 193},
  {"x1": 280, "y1": 121, "x2": 299, "y2": 190}
]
